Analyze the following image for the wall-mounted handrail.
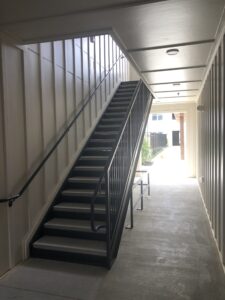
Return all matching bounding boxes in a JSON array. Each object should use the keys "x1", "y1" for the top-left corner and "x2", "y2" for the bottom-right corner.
[{"x1": 0, "y1": 54, "x2": 124, "y2": 207}]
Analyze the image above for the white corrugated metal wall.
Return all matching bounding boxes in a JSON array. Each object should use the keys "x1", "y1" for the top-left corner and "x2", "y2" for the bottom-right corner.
[{"x1": 0, "y1": 34, "x2": 129, "y2": 274}]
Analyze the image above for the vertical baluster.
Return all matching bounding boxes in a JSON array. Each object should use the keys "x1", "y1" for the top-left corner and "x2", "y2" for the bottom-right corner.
[{"x1": 106, "y1": 169, "x2": 111, "y2": 266}]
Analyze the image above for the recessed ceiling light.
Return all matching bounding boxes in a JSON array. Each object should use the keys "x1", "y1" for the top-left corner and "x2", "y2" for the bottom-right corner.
[{"x1": 166, "y1": 48, "x2": 179, "y2": 55}]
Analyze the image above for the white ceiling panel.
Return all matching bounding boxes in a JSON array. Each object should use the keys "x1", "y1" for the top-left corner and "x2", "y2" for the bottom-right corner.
[
  {"x1": 115, "y1": 0, "x2": 225, "y2": 49},
  {"x1": 156, "y1": 90, "x2": 198, "y2": 98},
  {"x1": 150, "y1": 82, "x2": 202, "y2": 92},
  {"x1": 130, "y1": 43, "x2": 213, "y2": 71},
  {"x1": 154, "y1": 96, "x2": 196, "y2": 103},
  {"x1": 144, "y1": 68, "x2": 205, "y2": 84},
  {"x1": 0, "y1": 0, "x2": 225, "y2": 104},
  {"x1": 0, "y1": 0, "x2": 165, "y2": 24}
]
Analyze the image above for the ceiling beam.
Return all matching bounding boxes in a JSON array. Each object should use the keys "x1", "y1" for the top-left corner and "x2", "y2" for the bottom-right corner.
[
  {"x1": 155, "y1": 89, "x2": 199, "y2": 93},
  {"x1": 158, "y1": 95, "x2": 196, "y2": 99},
  {"x1": 141, "y1": 65, "x2": 206, "y2": 73},
  {"x1": 0, "y1": 0, "x2": 168, "y2": 26},
  {"x1": 127, "y1": 39, "x2": 215, "y2": 52},
  {"x1": 149, "y1": 80, "x2": 202, "y2": 86}
]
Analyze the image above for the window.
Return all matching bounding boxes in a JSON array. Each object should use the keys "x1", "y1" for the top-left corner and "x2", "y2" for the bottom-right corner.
[{"x1": 152, "y1": 114, "x2": 163, "y2": 121}]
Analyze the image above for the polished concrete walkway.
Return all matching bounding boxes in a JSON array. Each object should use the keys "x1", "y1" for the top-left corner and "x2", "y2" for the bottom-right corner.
[{"x1": 0, "y1": 154, "x2": 225, "y2": 299}]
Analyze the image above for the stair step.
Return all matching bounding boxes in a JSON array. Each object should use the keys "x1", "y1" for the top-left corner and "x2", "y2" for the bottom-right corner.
[
  {"x1": 88, "y1": 138, "x2": 115, "y2": 143},
  {"x1": 77, "y1": 155, "x2": 108, "y2": 166},
  {"x1": 53, "y1": 202, "x2": 106, "y2": 214},
  {"x1": 120, "y1": 81, "x2": 138, "y2": 85},
  {"x1": 88, "y1": 139, "x2": 115, "y2": 146},
  {"x1": 109, "y1": 101, "x2": 129, "y2": 107},
  {"x1": 68, "y1": 176, "x2": 105, "y2": 184},
  {"x1": 97, "y1": 124, "x2": 121, "y2": 130},
  {"x1": 79, "y1": 156, "x2": 108, "y2": 161},
  {"x1": 33, "y1": 236, "x2": 106, "y2": 256},
  {"x1": 113, "y1": 96, "x2": 131, "y2": 100},
  {"x1": 83, "y1": 147, "x2": 112, "y2": 155},
  {"x1": 93, "y1": 131, "x2": 118, "y2": 138},
  {"x1": 94, "y1": 131, "x2": 118, "y2": 135},
  {"x1": 74, "y1": 165, "x2": 105, "y2": 172},
  {"x1": 100, "y1": 116, "x2": 124, "y2": 124},
  {"x1": 61, "y1": 189, "x2": 105, "y2": 198},
  {"x1": 104, "y1": 112, "x2": 126, "y2": 117},
  {"x1": 44, "y1": 218, "x2": 106, "y2": 233},
  {"x1": 107, "y1": 106, "x2": 128, "y2": 111},
  {"x1": 113, "y1": 92, "x2": 133, "y2": 97}
]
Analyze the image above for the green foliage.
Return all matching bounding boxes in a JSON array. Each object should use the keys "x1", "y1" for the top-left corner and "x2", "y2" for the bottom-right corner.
[{"x1": 141, "y1": 137, "x2": 152, "y2": 163}]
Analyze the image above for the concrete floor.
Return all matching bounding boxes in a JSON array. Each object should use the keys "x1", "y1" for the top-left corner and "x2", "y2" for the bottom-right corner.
[{"x1": 0, "y1": 154, "x2": 225, "y2": 299}]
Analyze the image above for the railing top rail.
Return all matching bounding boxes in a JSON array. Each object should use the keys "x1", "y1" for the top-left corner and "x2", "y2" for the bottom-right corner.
[
  {"x1": 107, "y1": 80, "x2": 142, "y2": 171},
  {"x1": 0, "y1": 54, "x2": 124, "y2": 206}
]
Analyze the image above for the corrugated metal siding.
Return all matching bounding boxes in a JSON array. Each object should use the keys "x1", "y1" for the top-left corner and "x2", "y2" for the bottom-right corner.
[
  {"x1": 0, "y1": 34, "x2": 129, "y2": 268},
  {"x1": 198, "y1": 35, "x2": 225, "y2": 265}
]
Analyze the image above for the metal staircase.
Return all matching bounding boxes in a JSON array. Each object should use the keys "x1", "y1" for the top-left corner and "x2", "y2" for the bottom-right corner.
[{"x1": 30, "y1": 80, "x2": 152, "y2": 268}]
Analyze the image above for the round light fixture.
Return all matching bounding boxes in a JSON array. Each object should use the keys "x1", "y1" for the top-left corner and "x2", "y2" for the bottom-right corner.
[{"x1": 166, "y1": 48, "x2": 179, "y2": 55}]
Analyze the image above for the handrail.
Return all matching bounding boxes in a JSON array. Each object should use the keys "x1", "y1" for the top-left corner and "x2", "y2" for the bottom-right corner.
[
  {"x1": 90, "y1": 80, "x2": 142, "y2": 232},
  {"x1": 0, "y1": 54, "x2": 124, "y2": 207}
]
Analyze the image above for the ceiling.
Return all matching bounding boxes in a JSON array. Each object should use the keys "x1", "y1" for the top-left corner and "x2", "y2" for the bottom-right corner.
[{"x1": 1, "y1": 0, "x2": 225, "y2": 104}]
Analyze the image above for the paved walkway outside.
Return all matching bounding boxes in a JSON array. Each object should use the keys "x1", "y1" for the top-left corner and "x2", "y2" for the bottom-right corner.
[{"x1": 0, "y1": 147, "x2": 225, "y2": 300}]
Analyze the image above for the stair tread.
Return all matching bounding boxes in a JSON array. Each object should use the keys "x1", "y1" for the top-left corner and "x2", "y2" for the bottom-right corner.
[
  {"x1": 104, "y1": 110, "x2": 126, "y2": 116},
  {"x1": 54, "y1": 202, "x2": 106, "y2": 213},
  {"x1": 94, "y1": 131, "x2": 118, "y2": 135},
  {"x1": 97, "y1": 124, "x2": 121, "y2": 128},
  {"x1": 62, "y1": 189, "x2": 105, "y2": 197},
  {"x1": 44, "y1": 218, "x2": 106, "y2": 232},
  {"x1": 74, "y1": 166, "x2": 105, "y2": 170},
  {"x1": 79, "y1": 156, "x2": 108, "y2": 160},
  {"x1": 110, "y1": 101, "x2": 130, "y2": 104},
  {"x1": 33, "y1": 236, "x2": 106, "y2": 256},
  {"x1": 68, "y1": 176, "x2": 105, "y2": 183},
  {"x1": 101, "y1": 118, "x2": 123, "y2": 122},
  {"x1": 89, "y1": 139, "x2": 115, "y2": 142},
  {"x1": 85, "y1": 145, "x2": 112, "y2": 149}
]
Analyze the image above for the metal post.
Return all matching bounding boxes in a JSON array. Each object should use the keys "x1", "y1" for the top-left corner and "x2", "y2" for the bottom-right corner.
[
  {"x1": 140, "y1": 179, "x2": 144, "y2": 210},
  {"x1": 137, "y1": 179, "x2": 144, "y2": 211},
  {"x1": 147, "y1": 172, "x2": 150, "y2": 196},
  {"x1": 125, "y1": 191, "x2": 133, "y2": 229}
]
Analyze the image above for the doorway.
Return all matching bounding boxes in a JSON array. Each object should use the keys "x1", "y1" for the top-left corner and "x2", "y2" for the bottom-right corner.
[{"x1": 172, "y1": 130, "x2": 180, "y2": 146}]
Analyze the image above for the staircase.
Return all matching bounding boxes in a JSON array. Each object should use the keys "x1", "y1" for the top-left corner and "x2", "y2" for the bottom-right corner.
[{"x1": 31, "y1": 80, "x2": 152, "y2": 267}]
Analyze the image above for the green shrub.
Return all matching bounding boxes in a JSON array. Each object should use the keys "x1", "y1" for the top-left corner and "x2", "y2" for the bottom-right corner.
[{"x1": 141, "y1": 137, "x2": 151, "y2": 163}]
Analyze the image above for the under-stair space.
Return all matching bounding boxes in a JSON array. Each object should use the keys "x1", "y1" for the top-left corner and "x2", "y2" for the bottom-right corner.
[{"x1": 31, "y1": 80, "x2": 151, "y2": 267}]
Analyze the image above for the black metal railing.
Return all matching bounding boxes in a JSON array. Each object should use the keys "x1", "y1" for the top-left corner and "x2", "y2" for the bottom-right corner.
[
  {"x1": 90, "y1": 80, "x2": 152, "y2": 264},
  {"x1": 0, "y1": 54, "x2": 124, "y2": 207}
]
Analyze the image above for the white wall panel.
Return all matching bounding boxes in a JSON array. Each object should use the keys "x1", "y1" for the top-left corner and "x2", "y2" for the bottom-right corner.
[
  {"x1": 40, "y1": 44, "x2": 57, "y2": 199},
  {"x1": 3, "y1": 45, "x2": 27, "y2": 193},
  {"x1": 54, "y1": 66, "x2": 68, "y2": 176},
  {"x1": 0, "y1": 43, "x2": 10, "y2": 275},
  {"x1": 0, "y1": 34, "x2": 129, "y2": 274},
  {"x1": 2, "y1": 44, "x2": 28, "y2": 267}
]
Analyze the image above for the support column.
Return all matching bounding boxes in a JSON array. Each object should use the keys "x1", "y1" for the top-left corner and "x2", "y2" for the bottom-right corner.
[
  {"x1": 180, "y1": 113, "x2": 185, "y2": 160},
  {"x1": 0, "y1": 39, "x2": 10, "y2": 276}
]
